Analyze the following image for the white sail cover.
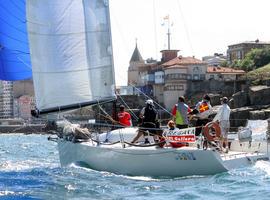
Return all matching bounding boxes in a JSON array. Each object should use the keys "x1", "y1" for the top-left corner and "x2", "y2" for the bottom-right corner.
[{"x1": 26, "y1": 0, "x2": 115, "y2": 112}]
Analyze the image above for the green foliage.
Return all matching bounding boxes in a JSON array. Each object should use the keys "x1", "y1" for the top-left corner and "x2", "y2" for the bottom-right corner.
[
  {"x1": 232, "y1": 60, "x2": 241, "y2": 68},
  {"x1": 239, "y1": 47, "x2": 270, "y2": 71},
  {"x1": 246, "y1": 63, "x2": 270, "y2": 82},
  {"x1": 240, "y1": 59, "x2": 254, "y2": 71},
  {"x1": 220, "y1": 60, "x2": 228, "y2": 67}
]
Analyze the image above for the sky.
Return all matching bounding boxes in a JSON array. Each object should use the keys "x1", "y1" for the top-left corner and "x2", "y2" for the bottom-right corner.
[{"x1": 109, "y1": 0, "x2": 270, "y2": 86}]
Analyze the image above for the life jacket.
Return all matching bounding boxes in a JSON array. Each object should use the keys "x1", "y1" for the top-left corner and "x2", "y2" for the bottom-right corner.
[
  {"x1": 143, "y1": 106, "x2": 157, "y2": 124},
  {"x1": 172, "y1": 103, "x2": 189, "y2": 125},
  {"x1": 199, "y1": 102, "x2": 209, "y2": 113},
  {"x1": 195, "y1": 101, "x2": 212, "y2": 120}
]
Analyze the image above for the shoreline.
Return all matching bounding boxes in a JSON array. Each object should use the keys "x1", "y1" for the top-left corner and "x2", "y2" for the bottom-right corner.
[{"x1": 0, "y1": 124, "x2": 46, "y2": 134}]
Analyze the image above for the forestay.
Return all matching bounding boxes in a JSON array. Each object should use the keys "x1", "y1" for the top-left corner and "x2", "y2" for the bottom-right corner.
[{"x1": 26, "y1": 0, "x2": 115, "y2": 114}]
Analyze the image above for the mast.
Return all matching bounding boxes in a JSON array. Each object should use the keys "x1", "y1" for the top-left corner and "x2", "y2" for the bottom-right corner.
[{"x1": 163, "y1": 15, "x2": 172, "y2": 50}]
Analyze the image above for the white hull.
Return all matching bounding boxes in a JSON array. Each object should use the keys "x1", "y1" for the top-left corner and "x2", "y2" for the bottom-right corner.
[
  {"x1": 57, "y1": 139, "x2": 269, "y2": 177},
  {"x1": 230, "y1": 140, "x2": 270, "y2": 153}
]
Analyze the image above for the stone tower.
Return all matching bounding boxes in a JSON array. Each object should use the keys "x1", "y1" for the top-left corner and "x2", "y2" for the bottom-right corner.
[{"x1": 127, "y1": 42, "x2": 145, "y2": 86}]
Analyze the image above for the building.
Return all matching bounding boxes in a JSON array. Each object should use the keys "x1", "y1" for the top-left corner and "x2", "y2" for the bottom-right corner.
[
  {"x1": 0, "y1": 79, "x2": 35, "y2": 119},
  {"x1": 0, "y1": 81, "x2": 13, "y2": 118},
  {"x1": 127, "y1": 44, "x2": 161, "y2": 99},
  {"x1": 127, "y1": 46, "x2": 246, "y2": 109},
  {"x1": 202, "y1": 53, "x2": 227, "y2": 66},
  {"x1": 127, "y1": 43, "x2": 145, "y2": 86},
  {"x1": 206, "y1": 66, "x2": 245, "y2": 81},
  {"x1": 227, "y1": 39, "x2": 270, "y2": 64},
  {"x1": 127, "y1": 46, "x2": 209, "y2": 108},
  {"x1": 13, "y1": 79, "x2": 35, "y2": 119},
  {"x1": 162, "y1": 55, "x2": 207, "y2": 108}
]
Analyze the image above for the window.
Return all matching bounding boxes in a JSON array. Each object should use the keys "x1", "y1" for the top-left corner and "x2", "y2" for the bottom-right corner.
[
  {"x1": 164, "y1": 84, "x2": 184, "y2": 91},
  {"x1": 200, "y1": 74, "x2": 205, "y2": 80},
  {"x1": 193, "y1": 74, "x2": 199, "y2": 80}
]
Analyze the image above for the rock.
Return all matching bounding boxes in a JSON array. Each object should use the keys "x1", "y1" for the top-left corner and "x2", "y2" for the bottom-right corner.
[
  {"x1": 249, "y1": 85, "x2": 270, "y2": 105},
  {"x1": 209, "y1": 94, "x2": 221, "y2": 106},
  {"x1": 232, "y1": 91, "x2": 249, "y2": 108},
  {"x1": 230, "y1": 107, "x2": 253, "y2": 130},
  {"x1": 249, "y1": 110, "x2": 266, "y2": 120},
  {"x1": 264, "y1": 109, "x2": 270, "y2": 119}
]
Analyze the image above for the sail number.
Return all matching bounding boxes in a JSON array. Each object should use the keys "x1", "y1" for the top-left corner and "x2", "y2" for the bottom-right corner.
[{"x1": 175, "y1": 152, "x2": 196, "y2": 161}]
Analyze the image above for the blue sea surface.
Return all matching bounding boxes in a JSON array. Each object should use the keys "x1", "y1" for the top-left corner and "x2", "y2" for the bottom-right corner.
[{"x1": 1, "y1": 134, "x2": 270, "y2": 200}]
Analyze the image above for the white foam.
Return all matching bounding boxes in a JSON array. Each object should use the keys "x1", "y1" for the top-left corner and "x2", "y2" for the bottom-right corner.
[
  {"x1": 254, "y1": 160, "x2": 270, "y2": 175},
  {"x1": 0, "y1": 160, "x2": 59, "y2": 171}
]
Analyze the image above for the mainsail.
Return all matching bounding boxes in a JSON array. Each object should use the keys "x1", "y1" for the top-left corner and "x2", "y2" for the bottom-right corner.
[
  {"x1": 0, "y1": 0, "x2": 32, "y2": 81},
  {"x1": 26, "y1": 0, "x2": 116, "y2": 114}
]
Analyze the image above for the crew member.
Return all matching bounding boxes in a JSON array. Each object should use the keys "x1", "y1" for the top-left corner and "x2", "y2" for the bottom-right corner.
[
  {"x1": 213, "y1": 97, "x2": 231, "y2": 153},
  {"x1": 172, "y1": 96, "x2": 190, "y2": 129},
  {"x1": 117, "y1": 105, "x2": 132, "y2": 127},
  {"x1": 131, "y1": 99, "x2": 158, "y2": 143},
  {"x1": 190, "y1": 94, "x2": 213, "y2": 136}
]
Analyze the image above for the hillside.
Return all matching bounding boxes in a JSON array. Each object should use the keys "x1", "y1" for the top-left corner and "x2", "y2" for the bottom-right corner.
[{"x1": 246, "y1": 63, "x2": 270, "y2": 82}]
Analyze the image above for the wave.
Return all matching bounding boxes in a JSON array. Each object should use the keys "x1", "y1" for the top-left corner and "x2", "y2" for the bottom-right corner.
[
  {"x1": 0, "y1": 160, "x2": 59, "y2": 172},
  {"x1": 254, "y1": 160, "x2": 270, "y2": 176}
]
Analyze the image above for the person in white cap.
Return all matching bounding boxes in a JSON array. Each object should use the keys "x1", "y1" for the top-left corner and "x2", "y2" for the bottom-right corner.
[
  {"x1": 213, "y1": 96, "x2": 231, "y2": 153},
  {"x1": 131, "y1": 99, "x2": 159, "y2": 144}
]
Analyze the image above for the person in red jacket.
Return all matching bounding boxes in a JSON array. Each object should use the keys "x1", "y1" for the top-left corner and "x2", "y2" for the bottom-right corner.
[{"x1": 117, "y1": 105, "x2": 132, "y2": 127}]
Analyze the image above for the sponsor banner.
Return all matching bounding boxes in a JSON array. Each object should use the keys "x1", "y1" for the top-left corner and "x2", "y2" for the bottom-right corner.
[
  {"x1": 167, "y1": 135, "x2": 196, "y2": 143},
  {"x1": 164, "y1": 127, "x2": 196, "y2": 143}
]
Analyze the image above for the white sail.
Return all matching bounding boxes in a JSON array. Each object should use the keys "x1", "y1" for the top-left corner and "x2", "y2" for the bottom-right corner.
[{"x1": 26, "y1": 0, "x2": 115, "y2": 113}]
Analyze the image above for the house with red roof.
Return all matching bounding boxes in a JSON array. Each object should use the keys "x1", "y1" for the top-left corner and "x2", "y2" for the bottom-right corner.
[
  {"x1": 127, "y1": 46, "x2": 246, "y2": 109},
  {"x1": 206, "y1": 66, "x2": 245, "y2": 81},
  {"x1": 161, "y1": 55, "x2": 208, "y2": 108}
]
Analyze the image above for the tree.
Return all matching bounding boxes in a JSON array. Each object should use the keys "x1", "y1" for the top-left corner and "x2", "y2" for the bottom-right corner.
[
  {"x1": 220, "y1": 60, "x2": 229, "y2": 67},
  {"x1": 240, "y1": 48, "x2": 270, "y2": 71},
  {"x1": 240, "y1": 59, "x2": 254, "y2": 71}
]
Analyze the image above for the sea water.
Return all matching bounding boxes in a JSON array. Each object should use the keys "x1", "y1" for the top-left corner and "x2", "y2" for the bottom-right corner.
[{"x1": 1, "y1": 134, "x2": 270, "y2": 200}]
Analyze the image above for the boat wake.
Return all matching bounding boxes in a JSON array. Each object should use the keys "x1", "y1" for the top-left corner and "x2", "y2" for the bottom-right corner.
[
  {"x1": 70, "y1": 161, "x2": 208, "y2": 181},
  {"x1": 254, "y1": 160, "x2": 270, "y2": 176},
  {"x1": 0, "y1": 160, "x2": 59, "y2": 172}
]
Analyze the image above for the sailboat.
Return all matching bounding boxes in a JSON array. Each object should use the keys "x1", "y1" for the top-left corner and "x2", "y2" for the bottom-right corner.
[{"x1": 1, "y1": 0, "x2": 270, "y2": 177}]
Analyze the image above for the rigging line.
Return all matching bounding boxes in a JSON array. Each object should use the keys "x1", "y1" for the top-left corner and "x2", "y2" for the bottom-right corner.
[
  {"x1": 3, "y1": 48, "x2": 29, "y2": 54},
  {"x1": 55, "y1": 0, "x2": 76, "y2": 26},
  {"x1": 0, "y1": 4, "x2": 26, "y2": 24},
  {"x1": 127, "y1": 80, "x2": 173, "y2": 117},
  {"x1": 10, "y1": 0, "x2": 25, "y2": 15},
  {"x1": 0, "y1": 31, "x2": 28, "y2": 44},
  {"x1": 27, "y1": 29, "x2": 110, "y2": 36},
  {"x1": 110, "y1": 7, "x2": 130, "y2": 53},
  {"x1": 152, "y1": 0, "x2": 158, "y2": 59},
  {"x1": 0, "y1": 59, "x2": 29, "y2": 64},
  {"x1": 32, "y1": 65, "x2": 112, "y2": 74},
  {"x1": 0, "y1": 16, "x2": 28, "y2": 35},
  {"x1": 176, "y1": 0, "x2": 194, "y2": 56},
  {"x1": 26, "y1": 19, "x2": 51, "y2": 26},
  {"x1": 115, "y1": 92, "x2": 139, "y2": 120},
  {"x1": 113, "y1": 64, "x2": 171, "y2": 115},
  {"x1": 19, "y1": 0, "x2": 26, "y2": 6},
  {"x1": 98, "y1": 104, "x2": 114, "y2": 122},
  {"x1": 16, "y1": 57, "x2": 32, "y2": 69}
]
